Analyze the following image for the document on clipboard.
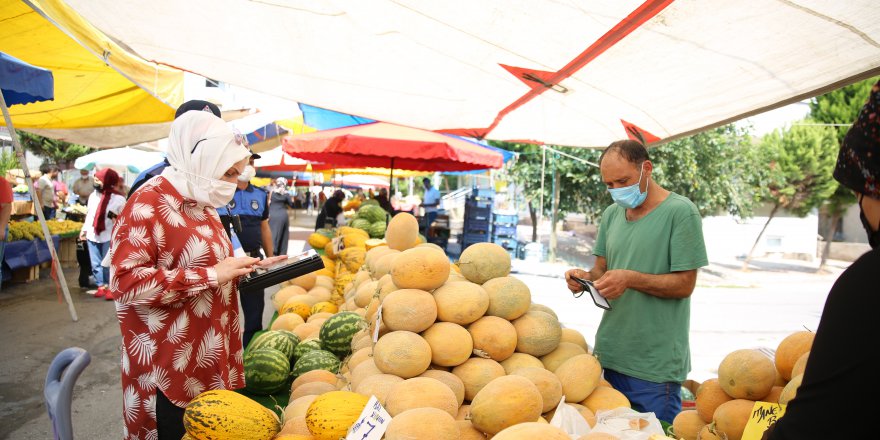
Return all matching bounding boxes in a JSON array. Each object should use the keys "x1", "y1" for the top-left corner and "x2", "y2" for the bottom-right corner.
[
  {"x1": 238, "y1": 249, "x2": 325, "y2": 291},
  {"x1": 571, "y1": 276, "x2": 611, "y2": 310}
]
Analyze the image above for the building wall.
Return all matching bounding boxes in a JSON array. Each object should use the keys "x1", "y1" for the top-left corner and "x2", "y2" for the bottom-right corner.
[{"x1": 702, "y1": 205, "x2": 819, "y2": 261}]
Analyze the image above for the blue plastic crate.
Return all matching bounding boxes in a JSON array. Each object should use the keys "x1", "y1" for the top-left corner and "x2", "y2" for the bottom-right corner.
[
  {"x1": 492, "y1": 224, "x2": 517, "y2": 237},
  {"x1": 493, "y1": 237, "x2": 517, "y2": 250},
  {"x1": 493, "y1": 213, "x2": 519, "y2": 225}
]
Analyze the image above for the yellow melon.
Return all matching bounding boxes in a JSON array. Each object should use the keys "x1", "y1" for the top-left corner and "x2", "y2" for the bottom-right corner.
[
  {"x1": 354, "y1": 373, "x2": 403, "y2": 406},
  {"x1": 540, "y1": 341, "x2": 587, "y2": 372},
  {"x1": 457, "y1": 420, "x2": 487, "y2": 440},
  {"x1": 695, "y1": 378, "x2": 733, "y2": 423},
  {"x1": 458, "y1": 242, "x2": 511, "y2": 284},
  {"x1": 385, "y1": 212, "x2": 420, "y2": 251},
  {"x1": 718, "y1": 349, "x2": 776, "y2": 400},
  {"x1": 491, "y1": 422, "x2": 571, "y2": 439},
  {"x1": 305, "y1": 391, "x2": 370, "y2": 440},
  {"x1": 281, "y1": 300, "x2": 311, "y2": 320},
  {"x1": 418, "y1": 369, "x2": 466, "y2": 407},
  {"x1": 291, "y1": 271, "x2": 317, "y2": 290},
  {"x1": 451, "y1": 357, "x2": 507, "y2": 401},
  {"x1": 432, "y1": 281, "x2": 490, "y2": 325},
  {"x1": 554, "y1": 354, "x2": 603, "y2": 402},
  {"x1": 500, "y1": 352, "x2": 545, "y2": 374},
  {"x1": 365, "y1": 246, "x2": 395, "y2": 271},
  {"x1": 470, "y1": 375, "x2": 544, "y2": 435},
  {"x1": 313, "y1": 275, "x2": 335, "y2": 291},
  {"x1": 364, "y1": 238, "x2": 386, "y2": 251},
  {"x1": 774, "y1": 330, "x2": 815, "y2": 381},
  {"x1": 270, "y1": 313, "x2": 306, "y2": 331},
  {"x1": 385, "y1": 407, "x2": 458, "y2": 440},
  {"x1": 421, "y1": 322, "x2": 474, "y2": 367},
  {"x1": 381, "y1": 289, "x2": 437, "y2": 333},
  {"x1": 560, "y1": 328, "x2": 590, "y2": 353},
  {"x1": 272, "y1": 285, "x2": 308, "y2": 311},
  {"x1": 384, "y1": 376, "x2": 459, "y2": 417},
  {"x1": 509, "y1": 366, "x2": 564, "y2": 413},
  {"x1": 354, "y1": 280, "x2": 379, "y2": 308},
  {"x1": 370, "y1": 251, "x2": 401, "y2": 279},
  {"x1": 468, "y1": 316, "x2": 518, "y2": 362},
  {"x1": 390, "y1": 247, "x2": 450, "y2": 291},
  {"x1": 285, "y1": 294, "x2": 321, "y2": 307},
  {"x1": 372, "y1": 330, "x2": 432, "y2": 378},
  {"x1": 580, "y1": 385, "x2": 630, "y2": 413},
  {"x1": 456, "y1": 404, "x2": 471, "y2": 420},
  {"x1": 482, "y1": 276, "x2": 532, "y2": 320},
  {"x1": 306, "y1": 286, "x2": 333, "y2": 303},
  {"x1": 778, "y1": 373, "x2": 802, "y2": 405},
  {"x1": 309, "y1": 301, "x2": 337, "y2": 316},
  {"x1": 712, "y1": 399, "x2": 755, "y2": 440},
  {"x1": 291, "y1": 369, "x2": 338, "y2": 392},
  {"x1": 512, "y1": 311, "x2": 562, "y2": 357}
]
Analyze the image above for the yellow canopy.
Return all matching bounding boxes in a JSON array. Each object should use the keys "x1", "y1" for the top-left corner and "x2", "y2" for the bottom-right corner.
[
  {"x1": 0, "y1": 0, "x2": 183, "y2": 147},
  {"x1": 320, "y1": 168, "x2": 431, "y2": 179}
]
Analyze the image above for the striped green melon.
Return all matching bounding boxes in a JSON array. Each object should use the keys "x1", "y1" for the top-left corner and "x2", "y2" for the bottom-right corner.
[
  {"x1": 351, "y1": 218, "x2": 372, "y2": 231},
  {"x1": 244, "y1": 348, "x2": 291, "y2": 395},
  {"x1": 369, "y1": 221, "x2": 386, "y2": 238},
  {"x1": 319, "y1": 312, "x2": 367, "y2": 358},
  {"x1": 293, "y1": 338, "x2": 323, "y2": 361},
  {"x1": 292, "y1": 349, "x2": 342, "y2": 377},
  {"x1": 248, "y1": 331, "x2": 298, "y2": 361}
]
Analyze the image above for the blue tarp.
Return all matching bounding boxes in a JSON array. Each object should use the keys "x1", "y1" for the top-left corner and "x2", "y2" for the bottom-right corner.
[
  {"x1": 1, "y1": 235, "x2": 60, "y2": 281},
  {"x1": 0, "y1": 51, "x2": 54, "y2": 106}
]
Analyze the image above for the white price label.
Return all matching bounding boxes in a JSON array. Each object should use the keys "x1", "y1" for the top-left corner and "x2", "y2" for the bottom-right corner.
[
  {"x1": 346, "y1": 395, "x2": 390, "y2": 440},
  {"x1": 372, "y1": 304, "x2": 383, "y2": 342}
]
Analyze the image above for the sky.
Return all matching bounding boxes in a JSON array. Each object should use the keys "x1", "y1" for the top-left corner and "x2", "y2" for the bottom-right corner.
[{"x1": 737, "y1": 100, "x2": 812, "y2": 137}]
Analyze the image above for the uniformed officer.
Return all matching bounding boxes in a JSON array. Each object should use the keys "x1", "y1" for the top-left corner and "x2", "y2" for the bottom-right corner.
[{"x1": 226, "y1": 153, "x2": 275, "y2": 349}]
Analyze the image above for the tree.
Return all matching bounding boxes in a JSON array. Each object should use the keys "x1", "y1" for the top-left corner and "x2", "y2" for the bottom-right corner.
[
  {"x1": 742, "y1": 123, "x2": 839, "y2": 270},
  {"x1": 807, "y1": 76, "x2": 878, "y2": 269},
  {"x1": 17, "y1": 131, "x2": 94, "y2": 169}
]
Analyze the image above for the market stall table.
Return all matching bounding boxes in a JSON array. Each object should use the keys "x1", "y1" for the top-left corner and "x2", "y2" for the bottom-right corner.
[{"x1": 1, "y1": 235, "x2": 60, "y2": 283}]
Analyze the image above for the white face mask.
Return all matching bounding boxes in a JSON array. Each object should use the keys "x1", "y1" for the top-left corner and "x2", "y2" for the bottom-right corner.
[
  {"x1": 238, "y1": 165, "x2": 256, "y2": 182},
  {"x1": 174, "y1": 167, "x2": 238, "y2": 208}
]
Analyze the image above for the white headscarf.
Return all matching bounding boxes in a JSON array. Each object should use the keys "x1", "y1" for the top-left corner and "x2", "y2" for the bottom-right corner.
[
  {"x1": 161, "y1": 111, "x2": 250, "y2": 207},
  {"x1": 273, "y1": 177, "x2": 288, "y2": 194}
]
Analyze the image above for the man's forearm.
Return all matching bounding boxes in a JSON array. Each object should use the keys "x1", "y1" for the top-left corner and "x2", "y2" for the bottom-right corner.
[{"x1": 625, "y1": 270, "x2": 697, "y2": 299}]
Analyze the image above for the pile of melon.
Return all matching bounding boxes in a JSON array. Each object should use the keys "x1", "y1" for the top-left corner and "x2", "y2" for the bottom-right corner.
[{"x1": 671, "y1": 330, "x2": 814, "y2": 440}]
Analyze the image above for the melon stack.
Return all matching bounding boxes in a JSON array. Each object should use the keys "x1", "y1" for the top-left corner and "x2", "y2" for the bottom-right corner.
[
  {"x1": 269, "y1": 213, "x2": 647, "y2": 439},
  {"x1": 674, "y1": 330, "x2": 814, "y2": 440}
]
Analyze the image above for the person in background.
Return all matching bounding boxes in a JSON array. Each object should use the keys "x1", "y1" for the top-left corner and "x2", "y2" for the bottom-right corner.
[
  {"x1": 53, "y1": 177, "x2": 68, "y2": 213},
  {"x1": 762, "y1": 79, "x2": 880, "y2": 440},
  {"x1": 318, "y1": 189, "x2": 327, "y2": 212},
  {"x1": 127, "y1": 100, "x2": 223, "y2": 198},
  {"x1": 268, "y1": 177, "x2": 295, "y2": 256},
  {"x1": 228, "y1": 153, "x2": 274, "y2": 349},
  {"x1": 79, "y1": 168, "x2": 126, "y2": 300},
  {"x1": 376, "y1": 187, "x2": 395, "y2": 217},
  {"x1": 108, "y1": 111, "x2": 287, "y2": 439},
  {"x1": 36, "y1": 164, "x2": 59, "y2": 220},
  {"x1": 421, "y1": 177, "x2": 441, "y2": 233},
  {"x1": 315, "y1": 189, "x2": 345, "y2": 230},
  {"x1": 0, "y1": 176, "x2": 12, "y2": 291},
  {"x1": 71, "y1": 168, "x2": 94, "y2": 205},
  {"x1": 563, "y1": 139, "x2": 708, "y2": 424}
]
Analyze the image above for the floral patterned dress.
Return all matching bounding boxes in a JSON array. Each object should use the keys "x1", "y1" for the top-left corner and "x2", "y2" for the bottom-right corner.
[{"x1": 109, "y1": 177, "x2": 245, "y2": 440}]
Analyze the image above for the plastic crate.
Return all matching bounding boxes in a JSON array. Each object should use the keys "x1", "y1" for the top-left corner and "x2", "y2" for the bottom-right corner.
[
  {"x1": 493, "y1": 213, "x2": 519, "y2": 225},
  {"x1": 461, "y1": 232, "x2": 491, "y2": 244},
  {"x1": 492, "y1": 224, "x2": 517, "y2": 237},
  {"x1": 463, "y1": 219, "x2": 490, "y2": 232},
  {"x1": 464, "y1": 205, "x2": 491, "y2": 221},
  {"x1": 493, "y1": 236, "x2": 517, "y2": 250}
]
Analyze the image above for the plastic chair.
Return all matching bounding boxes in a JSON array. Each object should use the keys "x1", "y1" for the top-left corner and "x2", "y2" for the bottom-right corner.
[{"x1": 44, "y1": 347, "x2": 91, "y2": 440}]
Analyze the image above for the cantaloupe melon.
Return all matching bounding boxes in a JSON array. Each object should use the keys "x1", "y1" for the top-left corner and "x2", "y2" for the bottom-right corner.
[
  {"x1": 695, "y1": 378, "x2": 733, "y2": 423},
  {"x1": 345, "y1": 346, "x2": 373, "y2": 372},
  {"x1": 384, "y1": 376, "x2": 459, "y2": 417},
  {"x1": 529, "y1": 303, "x2": 559, "y2": 319},
  {"x1": 699, "y1": 423, "x2": 724, "y2": 440},
  {"x1": 509, "y1": 366, "x2": 564, "y2": 413},
  {"x1": 763, "y1": 385, "x2": 784, "y2": 404},
  {"x1": 418, "y1": 370, "x2": 466, "y2": 407},
  {"x1": 390, "y1": 247, "x2": 450, "y2": 291},
  {"x1": 712, "y1": 399, "x2": 754, "y2": 440},
  {"x1": 554, "y1": 354, "x2": 602, "y2": 402},
  {"x1": 384, "y1": 407, "x2": 458, "y2": 440},
  {"x1": 372, "y1": 331, "x2": 432, "y2": 378},
  {"x1": 790, "y1": 351, "x2": 809, "y2": 380},
  {"x1": 718, "y1": 349, "x2": 776, "y2": 400},
  {"x1": 458, "y1": 242, "x2": 511, "y2": 284},
  {"x1": 672, "y1": 409, "x2": 706, "y2": 440},
  {"x1": 457, "y1": 420, "x2": 487, "y2": 440},
  {"x1": 380, "y1": 289, "x2": 437, "y2": 333},
  {"x1": 421, "y1": 322, "x2": 473, "y2": 367},
  {"x1": 354, "y1": 373, "x2": 403, "y2": 406},
  {"x1": 432, "y1": 281, "x2": 490, "y2": 325},
  {"x1": 778, "y1": 373, "x2": 802, "y2": 405},
  {"x1": 468, "y1": 316, "x2": 518, "y2": 361},
  {"x1": 540, "y1": 341, "x2": 587, "y2": 372},
  {"x1": 482, "y1": 276, "x2": 531, "y2": 320},
  {"x1": 291, "y1": 369, "x2": 338, "y2": 392},
  {"x1": 451, "y1": 357, "x2": 507, "y2": 401},
  {"x1": 291, "y1": 272, "x2": 317, "y2": 290},
  {"x1": 500, "y1": 352, "x2": 545, "y2": 374},
  {"x1": 350, "y1": 359, "x2": 382, "y2": 390},
  {"x1": 370, "y1": 251, "x2": 401, "y2": 279},
  {"x1": 580, "y1": 386, "x2": 630, "y2": 413},
  {"x1": 354, "y1": 280, "x2": 379, "y2": 308},
  {"x1": 491, "y1": 422, "x2": 571, "y2": 439},
  {"x1": 283, "y1": 394, "x2": 320, "y2": 420},
  {"x1": 290, "y1": 381, "x2": 335, "y2": 401},
  {"x1": 774, "y1": 331, "x2": 814, "y2": 381},
  {"x1": 270, "y1": 312, "x2": 306, "y2": 331},
  {"x1": 385, "y1": 213, "x2": 420, "y2": 251},
  {"x1": 469, "y1": 375, "x2": 544, "y2": 435},
  {"x1": 560, "y1": 328, "x2": 590, "y2": 353},
  {"x1": 273, "y1": 285, "x2": 308, "y2": 311},
  {"x1": 512, "y1": 311, "x2": 562, "y2": 356}
]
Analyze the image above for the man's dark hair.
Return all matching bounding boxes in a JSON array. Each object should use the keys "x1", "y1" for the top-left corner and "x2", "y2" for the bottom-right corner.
[
  {"x1": 599, "y1": 139, "x2": 649, "y2": 166},
  {"x1": 422, "y1": 177, "x2": 431, "y2": 185},
  {"x1": 174, "y1": 100, "x2": 222, "y2": 119},
  {"x1": 39, "y1": 164, "x2": 59, "y2": 174}
]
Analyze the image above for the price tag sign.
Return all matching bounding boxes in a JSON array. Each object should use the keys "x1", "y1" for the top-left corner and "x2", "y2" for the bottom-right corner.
[
  {"x1": 742, "y1": 401, "x2": 786, "y2": 440},
  {"x1": 332, "y1": 236, "x2": 345, "y2": 256},
  {"x1": 372, "y1": 304, "x2": 383, "y2": 342},
  {"x1": 346, "y1": 395, "x2": 391, "y2": 440}
]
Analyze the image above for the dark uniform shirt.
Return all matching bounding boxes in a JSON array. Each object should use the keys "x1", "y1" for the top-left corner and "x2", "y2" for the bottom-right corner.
[{"x1": 227, "y1": 184, "x2": 269, "y2": 253}]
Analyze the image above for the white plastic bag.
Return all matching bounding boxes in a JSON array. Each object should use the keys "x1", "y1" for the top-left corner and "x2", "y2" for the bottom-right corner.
[
  {"x1": 588, "y1": 407, "x2": 665, "y2": 440},
  {"x1": 549, "y1": 396, "x2": 592, "y2": 438},
  {"x1": 336, "y1": 212, "x2": 347, "y2": 226}
]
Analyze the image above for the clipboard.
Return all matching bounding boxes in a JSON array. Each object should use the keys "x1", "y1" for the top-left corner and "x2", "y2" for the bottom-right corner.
[
  {"x1": 571, "y1": 276, "x2": 611, "y2": 310},
  {"x1": 238, "y1": 249, "x2": 325, "y2": 291}
]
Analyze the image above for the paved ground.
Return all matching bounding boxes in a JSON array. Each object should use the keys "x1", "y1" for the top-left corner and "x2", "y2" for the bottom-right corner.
[{"x1": 0, "y1": 210, "x2": 850, "y2": 439}]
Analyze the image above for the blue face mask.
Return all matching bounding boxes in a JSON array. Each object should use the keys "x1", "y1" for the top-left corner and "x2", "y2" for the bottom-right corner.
[{"x1": 608, "y1": 163, "x2": 648, "y2": 209}]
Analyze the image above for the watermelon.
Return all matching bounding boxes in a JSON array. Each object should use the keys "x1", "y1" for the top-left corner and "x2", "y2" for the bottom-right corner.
[
  {"x1": 368, "y1": 221, "x2": 386, "y2": 238},
  {"x1": 357, "y1": 204, "x2": 386, "y2": 223},
  {"x1": 293, "y1": 338, "x2": 323, "y2": 361},
  {"x1": 361, "y1": 199, "x2": 379, "y2": 207},
  {"x1": 243, "y1": 348, "x2": 290, "y2": 395},
  {"x1": 292, "y1": 349, "x2": 341, "y2": 377},
  {"x1": 350, "y1": 218, "x2": 372, "y2": 232},
  {"x1": 319, "y1": 312, "x2": 367, "y2": 358},
  {"x1": 248, "y1": 330, "x2": 298, "y2": 361}
]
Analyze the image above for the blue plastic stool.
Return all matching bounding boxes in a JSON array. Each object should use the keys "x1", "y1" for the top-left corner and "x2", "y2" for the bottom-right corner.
[{"x1": 44, "y1": 347, "x2": 91, "y2": 440}]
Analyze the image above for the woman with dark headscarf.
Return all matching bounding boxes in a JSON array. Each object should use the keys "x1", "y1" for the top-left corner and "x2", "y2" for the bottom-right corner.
[
  {"x1": 268, "y1": 177, "x2": 295, "y2": 256},
  {"x1": 78, "y1": 168, "x2": 126, "y2": 300},
  {"x1": 315, "y1": 189, "x2": 345, "y2": 230}
]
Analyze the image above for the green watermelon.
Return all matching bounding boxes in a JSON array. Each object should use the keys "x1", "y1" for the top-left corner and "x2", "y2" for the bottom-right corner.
[
  {"x1": 357, "y1": 204, "x2": 386, "y2": 223},
  {"x1": 368, "y1": 221, "x2": 386, "y2": 238},
  {"x1": 243, "y1": 348, "x2": 290, "y2": 395},
  {"x1": 292, "y1": 349, "x2": 341, "y2": 377},
  {"x1": 248, "y1": 330, "x2": 297, "y2": 361},
  {"x1": 361, "y1": 199, "x2": 379, "y2": 207},
  {"x1": 319, "y1": 312, "x2": 367, "y2": 358},
  {"x1": 350, "y1": 218, "x2": 372, "y2": 232},
  {"x1": 293, "y1": 338, "x2": 323, "y2": 361}
]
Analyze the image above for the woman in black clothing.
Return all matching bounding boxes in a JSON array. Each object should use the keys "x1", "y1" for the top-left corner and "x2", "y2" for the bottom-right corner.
[
  {"x1": 315, "y1": 189, "x2": 345, "y2": 230},
  {"x1": 375, "y1": 187, "x2": 395, "y2": 216}
]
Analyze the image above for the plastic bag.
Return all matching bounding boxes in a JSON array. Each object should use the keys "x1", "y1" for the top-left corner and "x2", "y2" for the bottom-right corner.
[
  {"x1": 549, "y1": 396, "x2": 591, "y2": 438},
  {"x1": 336, "y1": 212, "x2": 347, "y2": 226},
  {"x1": 588, "y1": 407, "x2": 665, "y2": 440}
]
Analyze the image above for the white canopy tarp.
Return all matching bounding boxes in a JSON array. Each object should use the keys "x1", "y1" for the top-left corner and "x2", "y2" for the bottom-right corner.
[
  {"x1": 65, "y1": 0, "x2": 880, "y2": 147},
  {"x1": 73, "y1": 146, "x2": 165, "y2": 173}
]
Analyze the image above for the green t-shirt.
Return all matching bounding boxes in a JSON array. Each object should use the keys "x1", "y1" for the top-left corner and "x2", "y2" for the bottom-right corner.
[{"x1": 592, "y1": 192, "x2": 708, "y2": 383}]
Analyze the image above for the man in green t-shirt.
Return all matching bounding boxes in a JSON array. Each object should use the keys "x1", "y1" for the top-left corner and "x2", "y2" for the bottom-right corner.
[{"x1": 565, "y1": 139, "x2": 708, "y2": 424}]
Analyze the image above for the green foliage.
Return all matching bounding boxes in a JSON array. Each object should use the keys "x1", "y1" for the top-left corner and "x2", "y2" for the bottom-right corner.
[
  {"x1": 0, "y1": 149, "x2": 19, "y2": 177},
  {"x1": 758, "y1": 123, "x2": 839, "y2": 216},
  {"x1": 17, "y1": 131, "x2": 94, "y2": 166}
]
